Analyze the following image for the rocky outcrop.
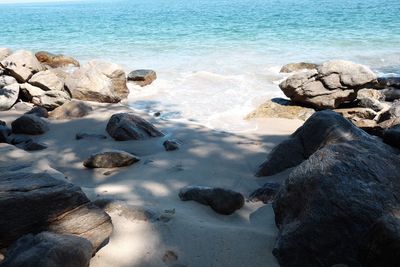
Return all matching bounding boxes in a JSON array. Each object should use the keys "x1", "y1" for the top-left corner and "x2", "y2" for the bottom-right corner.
[
  {"x1": 127, "y1": 69, "x2": 157, "y2": 86},
  {"x1": 0, "y1": 50, "x2": 45, "y2": 82},
  {"x1": 279, "y1": 60, "x2": 377, "y2": 109},
  {"x1": 65, "y1": 60, "x2": 129, "y2": 103},
  {"x1": 49, "y1": 100, "x2": 92, "y2": 120},
  {"x1": 245, "y1": 98, "x2": 315, "y2": 121},
  {"x1": 280, "y1": 62, "x2": 318, "y2": 73},
  {"x1": 83, "y1": 150, "x2": 140, "y2": 168},
  {"x1": 0, "y1": 83, "x2": 19, "y2": 111},
  {"x1": 35, "y1": 51, "x2": 80, "y2": 68},
  {"x1": 106, "y1": 113, "x2": 164, "y2": 141},
  {"x1": 179, "y1": 186, "x2": 245, "y2": 215},
  {"x1": 255, "y1": 111, "x2": 400, "y2": 267},
  {"x1": 0, "y1": 232, "x2": 92, "y2": 267},
  {"x1": 11, "y1": 114, "x2": 49, "y2": 135},
  {"x1": 29, "y1": 70, "x2": 65, "y2": 91}
]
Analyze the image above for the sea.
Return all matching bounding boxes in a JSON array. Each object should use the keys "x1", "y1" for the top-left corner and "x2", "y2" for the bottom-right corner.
[{"x1": 1, "y1": 0, "x2": 400, "y2": 132}]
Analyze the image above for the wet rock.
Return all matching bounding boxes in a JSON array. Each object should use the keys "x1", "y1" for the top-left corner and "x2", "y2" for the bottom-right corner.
[
  {"x1": 106, "y1": 113, "x2": 164, "y2": 141},
  {"x1": 0, "y1": 48, "x2": 12, "y2": 61},
  {"x1": 0, "y1": 232, "x2": 92, "y2": 267},
  {"x1": 356, "y1": 88, "x2": 387, "y2": 111},
  {"x1": 245, "y1": 98, "x2": 315, "y2": 121},
  {"x1": 179, "y1": 186, "x2": 245, "y2": 215},
  {"x1": 26, "y1": 106, "x2": 49, "y2": 118},
  {"x1": 50, "y1": 100, "x2": 92, "y2": 120},
  {"x1": 11, "y1": 114, "x2": 49, "y2": 135},
  {"x1": 83, "y1": 150, "x2": 140, "y2": 168},
  {"x1": 249, "y1": 182, "x2": 280, "y2": 204},
  {"x1": 280, "y1": 62, "x2": 318, "y2": 73},
  {"x1": 76, "y1": 132, "x2": 107, "y2": 140},
  {"x1": 35, "y1": 51, "x2": 80, "y2": 68},
  {"x1": 382, "y1": 125, "x2": 400, "y2": 149},
  {"x1": 0, "y1": 83, "x2": 19, "y2": 111},
  {"x1": 127, "y1": 69, "x2": 157, "y2": 86},
  {"x1": 65, "y1": 60, "x2": 128, "y2": 103},
  {"x1": 163, "y1": 139, "x2": 180, "y2": 151},
  {"x1": 0, "y1": 50, "x2": 45, "y2": 82},
  {"x1": 29, "y1": 70, "x2": 65, "y2": 91}
]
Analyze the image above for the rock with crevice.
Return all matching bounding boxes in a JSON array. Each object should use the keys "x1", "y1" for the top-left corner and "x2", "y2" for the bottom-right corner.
[
  {"x1": 83, "y1": 150, "x2": 140, "y2": 168},
  {"x1": 127, "y1": 69, "x2": 157, "y2": 86},
  {"x1": 35, "y1": 51, "x2": 80, "y2": 68},
  {"x1": 0, "y1": 50, "x2": 45, "y2": 82}
]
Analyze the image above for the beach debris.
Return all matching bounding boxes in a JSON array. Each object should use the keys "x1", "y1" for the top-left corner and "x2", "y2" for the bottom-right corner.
[
  {"x1": 83, "y1": 150, "x2": 140, "y2": 168},
  {"x1": 106, "y1": 112, "x2": 164, "y2": 141},
  {"x1": 50, "y1": 100, "x2": 93, "y2": 120},
  {"x1": 280, "y1": 62, "x2": 318, "y2": 73},
  {"x1": 11, "y1": 114, "x2": 49, "y2": 135},
  {"x1": 179, "y1": 186, "x2": 245, "y2": 215},
  {"x1": 248, "y1": 182, "x2": 280, "y2": 204},
  {"x1": 35, "y1": 51, "x2": 80, "y2": 68},
  {"x1": 127, "y1": 69, "x2": 157, "y2": 87},
  {"x1": 163, "y1": 139, "x2": 180, "y2": 151}
]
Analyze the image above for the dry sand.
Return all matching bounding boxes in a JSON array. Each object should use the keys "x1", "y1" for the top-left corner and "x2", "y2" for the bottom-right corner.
[{"x1": 0, "y1": 102, "x2": 303, "y2": 267}]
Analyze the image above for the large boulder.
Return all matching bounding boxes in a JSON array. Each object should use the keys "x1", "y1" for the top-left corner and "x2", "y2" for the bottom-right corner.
[
  {"x1": 11, "y1": 114, "x2": 49, "y2": 135},
  {"x1": 0, "y1": 83, "x2": 19, "y2": 111},
  {"x1": 49, "y1": 100, "x2": 92, "y2": 120},
  {"x1": 0, "y1": 48, "x2": 12, "y2": 61},
  {"x1": 279, "y1": 60, "x2": 377, "y2": 109},
  {"x1": 35, "y1": 51, "x2": 80, "y2": 68},
  {"x1": 65, "y1": 60, "x2": 129, "y2": 103},
  {"x1": 245, "y1": 98, "x2": 315, "y2": 121},
  {"x1": 127, "y1": 69, "x2": 157, "y2": 86},
  {"x1": 106, "y1": 113, "x2": 164, "y2": 141},
  {"x1": 83, "y1": 150, "x2": 140, "y2": 168},
  {"x1": 280, "y1": 62, "x2": 318, "y2": 73},
  {"x1": 0, "y1": 50, "x2": 45, "y2": 82},
  {"x1": 29, "y1": 70, "x2": 65, "y2": 91},
  {"x1": 0, "y1": 232, "x2": 92, "y2": 267},
  {"x1": 255, "y1": 111, "x2": 400, "y2": 267}
]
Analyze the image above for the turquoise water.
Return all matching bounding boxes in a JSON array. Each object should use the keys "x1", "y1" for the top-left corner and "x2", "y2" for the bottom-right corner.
[{"x1": 1, "y1": 0, "x2": 400, "y2": 130}]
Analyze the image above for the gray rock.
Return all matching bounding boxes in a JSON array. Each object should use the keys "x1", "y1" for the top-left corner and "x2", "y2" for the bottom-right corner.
[
  {"x1": 0, "y1": 48, "x2": 12, "y2": 61},
  {"x1": 127, "y1": 69, "x2": 157, "y2": 86},
  {"x1": 83, "y1": 150, "x2": 140, "y2": 168},
  {"x1": 35, "y1": 51, "x2": 80, "y2": 68},
  {"x1": 32, "y1": 90, "x2": 71, "y2": 110},
  {"x1": 49, "y1": 100, "x2": 92, "y2": 120},
  {"x1": 26, "y1": 106, "x2": 49, "y2": 118},
  {"x1": 0, "y1": 232, "x2": 92, "y2": 267},
  {"x1": 280, "y1": 62, "x2": 318, "y2": 73},
  {"x1": 357, "y1": 88, "x2": 386, "y2": 111},
  {"x1": 0, "y1": 124, "x2": 11, "y2": 143},
  {"x1": 163, "y1": 139, "x2": 180, "y2": 151},
  {"x1": 375, "y1": 76, "x2": 400, "y2": 89},
  {"x1": 19, "y1": 82, "x2": 46, "y2": 101},
  {"x1": 249, "y1": 182, "x2": 280, "y2": 204},
  {"x1": 0, "y1": 75, "x2": 17, "y2": 87},
  {"x1": 0, "y1": 50, "x2": 45, "y2": 82},
  {"x1": 382, "y1": 125, "x2": 400, "y2": 149},
  {"x1": 11, "y1": 114, "x2": 49, "y2": 135},
  {"x1": 7, "y1": 135, "x2": 47, "y2": 151},
  {"x1": 381, "y1": 88, "x2": 400, "y2": 101},
  {"x1": 179, "y1": 186, "x2": 245, "y2": 215},
  {"x1": 106, "y1": 113, "x2": 164, "y2": 141},
  {"x1": 0, "y1": 83, "x2": 19, "y2": 111},
  {"x1": 75, "y1": 132, "x2": 107, "y2": 140},
  {"x1": 379, "y1": 100, "x2": 400, "y2": 122},
  {"x1": 65, "y1": 60, "x2": 128, "y2": 103},
  {"x1": 29, "y1": 70, "x2": 65, "y2": 91}
]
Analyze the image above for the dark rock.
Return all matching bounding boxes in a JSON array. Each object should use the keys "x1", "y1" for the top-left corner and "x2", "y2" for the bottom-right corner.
[
  {"x1": 381, "y1": 87, "x2": 400, "y2": 101},
  {"x1": 0, "y1": 120, "x2": 5, "y2": 126},
  {"x1": 0, "y1": 83, "x2": 19, "y2": 111},
  {"x1": 382, "y1": 125, "x2": 400, "y2": 149},
  {"x1": 76, "y1": 132, "x2": 107, "y2": 140},
  {"x1": 249, "y1": 182, "x2": 280, "y2": 204},
  {"x1": 179, "y1": 186, "x2": 245, "y2": 215},
  {"x1": 49, "y1": 100, "x2": 92, "y2": 120},
  {"x1": 0, "y1": 232, "x2": 92, "y2": 267},
  {"x1": 35, "y1": 51, "x2": 80, "y2": 68},
  {"x1": 280, "y1": 62, "x2": 318, "y2": 73},
  {"x1": 11, "y1": 114, "x2": 49, "y2": 135},
  {"x1": 7, "y1": 135, "x2": 47, "y2": 151},
  {"x1": 0, "y1": 124, "x2": 11, "y2": 143},
  {"x1": 375, "y1": 76, "x2": 400, "y2": 89},
  {"x1": 163, "y1": 139, "x2": 180, "y2": 151},
  {"x1": 26, "y1": 106, "x2": 49, "y2": 118},
  {"x1": 127, "y1": 69, "x2": 157, "y2": 86},
  {"x1": 83, "y1": 150, "x2": 140, "y2": 168},
  {"x1": 106, "y1": 113, "x2": 164, "y2": 141}
]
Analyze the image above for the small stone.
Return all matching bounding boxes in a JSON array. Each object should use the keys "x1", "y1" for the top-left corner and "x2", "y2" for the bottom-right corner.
[
  {"x1": 11, "y1": 114, "x2": 49, "y2": 135},
  {"x1": 162, "y1": 250, "x2": 178, "y2": 263},
  {"x1": 83, "y1": 150, "x2": 140, "y2": 168},
  {"x1": 163, "y1": 140, "x2": 180, "y2": 151},
  {"x1": 127, "y1": 69, "x2": 157, "y2": 86}
]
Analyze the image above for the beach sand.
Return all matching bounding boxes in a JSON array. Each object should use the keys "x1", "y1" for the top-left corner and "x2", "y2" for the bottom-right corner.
[{"x1": 0, "y1": 103, "x2": 303, "y2": 267}]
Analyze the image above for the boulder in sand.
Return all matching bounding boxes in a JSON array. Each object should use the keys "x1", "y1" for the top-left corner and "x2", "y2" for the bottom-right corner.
[
  {"x1": 106, "y1": 113, "x2": 164, "y2": 141},
  {"x1": 50, "y1": 100, "x2": 92, "y2": 120},
  {"x1": 127, "y1": 69, "x2": 157, "y2": 86},
  {"x1": 35, "y1": 51, "x2": 80, "y2": 68},
  {"x1": 280, "y1": 62, "x2": 318, "y2": 73},
  {"x1": 29, "y1": 70, "x2": 65, "y2": 91},
  {"x1": 0, "y1": 50, "x2": 45, "y2": 82},
  {"x1": 0, "y1": 83, "x2": 19, "y2": 111},
  {"x1": 83, "y1": 150, "x2": 140, "y2": 168},
  {"x1": 11, "y1": 114, "x2": 49, "y2": 135},
  {"x1": 179, "y1": 186, "x2": 245, "y2": 215}
]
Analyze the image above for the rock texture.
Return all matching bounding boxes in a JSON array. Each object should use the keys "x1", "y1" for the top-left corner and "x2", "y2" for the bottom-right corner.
[
  {"x1": 29, "y1": 70, "x2": 65, "y2": 91},
  {"x1": 50, "y1": 100, "x2": 92, "y2": 120},
  {"x1": 0, "y1": 232, "x2": 92, "y2": 267},
  {"x1": 35, "y1": 51, "x2": 80, "y2": 68},
  {"x1": 65, "y1": 60, "x2": 129, "y2": 103},
  {"x1": 179, "y1": 186, "x2": 245, "y2": 215},
  {"x1": 127, "y1": 69, "x2": 157, "y2": 86},
  {"x1": 279, "y1": 60, "x2": 377, "y2": 109},
  {"x1": 248, "y1": 182, "x2": 280, "y2": 204},
  {"x1": 245, "y1": 98, "x2": 315, "y2": 121},
  {"x1": 280, "y1": 62, "x2": 318, "y2": 73},
  {"x1": 83, "y1": 150, "x2": 140, "y2": 168},
  {"x1": 11, "y1": 114, "x2": 49, "y2": 135},
  {"x1": 383, "y1": 125, "x2": 400, "y2": 149},
  {"x1": 0, "y1": 50, "x2": 45, "y2": 82},
  {"x1": 106, "y1": 113, "x2": 164, "y2": 141},
  {"x1": 32, "y1": 90, "x2": 71, "y2": 110},
  {"x1": 0, "y1": 83, "x2": 19, "y2": 111},
  {"x1": 163, "y1": 139, "x2": 180, "y2": 151},
  {"x1": 356, "y1": 88, "x2": 386, "y2": 111}
]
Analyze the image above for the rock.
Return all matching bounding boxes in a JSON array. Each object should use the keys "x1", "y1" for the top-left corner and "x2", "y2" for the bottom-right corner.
[
  {"x1": 49, "y1": 100, "x2": 92, "y2": 120},
  {"x1": 179, "y1": 186, "x2": 245, "y2": 215},
  {"x1": 26, "y1": 106, "x2": 49, "y2": 118},
  {"x1": 162, "y1": 250, "x2": 178, "y2": 264},
  {"x1": 334, "y1": 107, "x2": 377, "y2": 123},
  {"x1": 32, "y1": 90, "x2": 71, "y2": 110},
  {"x1": 256, "y1": 111, "x2": 369, "y2": 177},
  {"x1": 0, "y1": 83, "x2": 19, "y2": 111},
  {"x1": 0, "y1": 232, "x2": 92, "y2": 267},
  {"x1": 163, "y1": 139, "x2": 180, "y2": 151},
  {"x1": 127, "y1": 69, "x2": 157, "y2": 86},
  {"x1": 35, "y1": 51, "x2": 80, "y2": 68},
  {"x1": 381, "y1": 88, "x2": 400, "y2": 101},
  {"x1": 249, "y1": 182, "x2": 280, "y2": 204},
  {"x1": 83, "y1": 150, "x2": 140, "y2": 168},
  {"x1": 280, "y1": 62, "x2": 318, "y2": 73},
  {"x1": 279, "y1": 60, "x2": 377, "y2": 109},
  {"x1": 0, "y1": 48, "x2": 12, "y2": 61},
  {"x1": 65, "y1": 60, "x2": 129, "y2": 103},
  {"x1": 11, "y1": 114, "x2": 49, "y2": 135},
  {"x1": 0, "y1": 120, "x2": 5, "y2": 126},
  {"x1": 258, "y1": 111, "x2": 400, "y2": 267},
  {"x1": 75, "y1": 132, "x2": 107, "y2": 140},
  {"x1": 0, "y1": 151, "x2": 113, "y2": 252},
  {"x1": 379, "y1": 100, "x2": 400, "y2": 122},
  {"x1": 245, "y1": 98, "x2": 315, "y2": 121},
  {"x1": 106, "y1": 113, "x2": 164, "y2": 141},
  {"x1": 382, "y1": 125, "x2": 400, "y2": 149},
  {"x1": 29, "y1": 70, "x2": 65, "y2": 91},
  {"x1": 0, "y1": 75, "x2": 17, "y2": 87},
  {"x1": 0, "y1": 50, "x2": 45, "y2": 82},
  {"x1": 356, "y1": 88, "x2": 386, "y2": 111},
  {"x1": 19, "y1": 82, "x2": 46, "y2": 101},
  {"x1": 0, "y1": 124, "x2": 11, "y2": 143},
  {"x1": 7, "y1": 135, "x2": 47, "y2": 151},
  {"x1": 12, "y1": 101, "x2": 33, "y2": 112},
  {"x1": 375, "y1": 76, "x2": 400, "y2": 89}
]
